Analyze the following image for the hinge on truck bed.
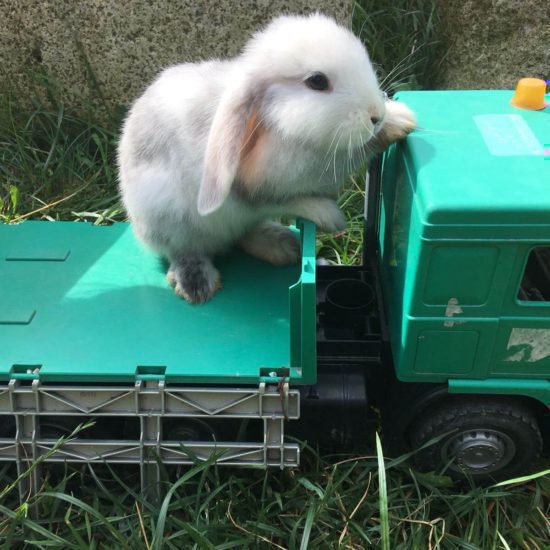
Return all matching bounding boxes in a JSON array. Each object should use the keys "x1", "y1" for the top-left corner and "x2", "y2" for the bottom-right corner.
[
  {"x1": 278, "y1": 379, "x2": 290, "y2": 421},
  {"x1": 259, "y1": 367, "x2": 291, "y2": 420},
  {"x1": 259, "y1": 378, "x2": 290, "y2": 421},
  {"x1": 259, "y1": 366, "x2": 291, "y2": 381},
  {"x1": 9, "y1": 364, "x2": 41, "y2": 380}
]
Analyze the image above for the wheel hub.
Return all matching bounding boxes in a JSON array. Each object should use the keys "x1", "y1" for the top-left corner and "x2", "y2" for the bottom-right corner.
[{"x1": 442, "y1": 429, "x2": 516, "y2": 474}]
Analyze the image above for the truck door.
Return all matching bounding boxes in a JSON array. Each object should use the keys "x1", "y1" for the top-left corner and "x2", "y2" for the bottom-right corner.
[{"x1": 408, "y1": 243, "x2": 507, "y2": 380}]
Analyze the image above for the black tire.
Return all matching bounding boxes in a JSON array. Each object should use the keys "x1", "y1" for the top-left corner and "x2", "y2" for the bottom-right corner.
[
  {"x1": 164, "y1": 418, "x2": 217, "y2": 442},
  {"x1": 0, "y1": 416, "x2": 16, "y2": 438},
  {"x1": 408, "y1": 396, "x2": 542, "y2": 483}
]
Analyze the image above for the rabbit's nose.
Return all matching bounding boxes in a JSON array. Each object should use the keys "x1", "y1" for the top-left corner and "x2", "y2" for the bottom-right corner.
[{"x1": 370, "y1": 115, "x2": 380, "y2": 125}]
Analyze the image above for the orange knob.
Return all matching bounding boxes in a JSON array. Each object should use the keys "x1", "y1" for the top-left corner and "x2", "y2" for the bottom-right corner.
[{"x1": 510, "y1": 77, "x2": 546, "y2": 110}]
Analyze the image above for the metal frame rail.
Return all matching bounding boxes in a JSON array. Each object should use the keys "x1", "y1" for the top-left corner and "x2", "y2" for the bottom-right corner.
[{"x1": 0, "y1": 379, "x2": 300, "y2": 500}]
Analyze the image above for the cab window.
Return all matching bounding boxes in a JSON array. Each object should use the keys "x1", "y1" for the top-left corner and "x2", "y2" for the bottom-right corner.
[{"x1": 517, "y1": 247, "x2": 550, "y2": 302}]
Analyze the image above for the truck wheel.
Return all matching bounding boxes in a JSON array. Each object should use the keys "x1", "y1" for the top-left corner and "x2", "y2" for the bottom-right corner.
[
  {"x1": 164, "y1": 419, "x2": 217, "y2": 442},
  {"x1": 0, "y1": 416, "x2": 16, "y2": 438},
  {"x1": 408, "y1": 397, "x2": 542, "y2": 482}
]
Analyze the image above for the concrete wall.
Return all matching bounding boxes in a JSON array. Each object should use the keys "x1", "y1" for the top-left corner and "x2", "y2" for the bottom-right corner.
[
  {"x1": 0, "y1": 1, "x2": 351, "y2": 112},
  {"x1": 1, "y1": 1, "x2": 547, "y2": 113},
  {"x1": 437, "y1": 0, "x2": 549, "y2": 89}
]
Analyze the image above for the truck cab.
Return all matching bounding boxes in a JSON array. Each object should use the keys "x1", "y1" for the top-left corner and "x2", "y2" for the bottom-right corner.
[{"x1": 375, "y1": 90, "x2": 550, "y2": 479}]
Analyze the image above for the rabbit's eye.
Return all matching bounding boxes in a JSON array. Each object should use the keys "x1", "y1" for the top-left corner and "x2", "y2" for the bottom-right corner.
[{"x1": 305, "y1": 72, "x2": 330, "y2": 91}]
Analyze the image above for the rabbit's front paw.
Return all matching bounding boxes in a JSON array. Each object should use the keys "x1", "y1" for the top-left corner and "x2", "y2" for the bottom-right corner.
[
  {"x1": 378, "y1": 101, "x2": 416, "y2": 144},
  {"x1": 167, "y1": 256, "x2": 221, "y2": 304},
  {"x1": 240, "y1": 222, "x2": 301, "y2": 266}
]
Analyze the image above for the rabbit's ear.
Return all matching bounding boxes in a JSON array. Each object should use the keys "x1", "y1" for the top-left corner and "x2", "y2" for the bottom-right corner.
[{"x1": 198, "y1": 80, "x2": 261, "y2": 215}]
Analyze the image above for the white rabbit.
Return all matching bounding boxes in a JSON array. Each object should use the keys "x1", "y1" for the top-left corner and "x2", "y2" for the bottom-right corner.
[{"x1": 118, "y1": 13, "x2": 415, "y2": 303}]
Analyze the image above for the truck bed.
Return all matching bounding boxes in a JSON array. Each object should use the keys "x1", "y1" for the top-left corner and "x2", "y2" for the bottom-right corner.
[{"x1": 0, "y1": 221, "x2": 306, "y2": 384}]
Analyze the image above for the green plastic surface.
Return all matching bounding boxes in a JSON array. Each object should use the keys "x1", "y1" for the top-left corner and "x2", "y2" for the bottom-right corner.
[
  {"x1": 380, "y1": 90, "x2": 550, "y2": 388},
  {"x1": 396, "y1": 90, "x2": 550, "y2": 239},
  {"x1": 0, "y1": 220, "x2": 317, "y2": 384},
  {"x1": 449, "y1": 378, "x2": 550, "y2": 407}
]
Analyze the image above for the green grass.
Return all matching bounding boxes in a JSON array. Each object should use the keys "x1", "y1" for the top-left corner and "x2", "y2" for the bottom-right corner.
[
  {"x1": 0, "y1": 440, "x2": 548, "y2": 548},
  {"x1": 1, "y1": 2, "x2": 549, "y2": 548},
  {"x1": 0, "y1": 72, "x2": 122, "y2": 225},
  {"x1": 352, "y1": 0, "x2": 442, "y2": 93}
]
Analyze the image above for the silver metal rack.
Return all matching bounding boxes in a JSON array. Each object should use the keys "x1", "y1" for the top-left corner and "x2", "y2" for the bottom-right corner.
[{"x1": 0, "y1": 379, "x2": 300, "y2": 500}]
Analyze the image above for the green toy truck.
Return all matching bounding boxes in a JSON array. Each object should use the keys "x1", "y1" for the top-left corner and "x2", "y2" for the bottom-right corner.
[{"x1": 0, "y1": 89, "x2": 548, "y2": 497}]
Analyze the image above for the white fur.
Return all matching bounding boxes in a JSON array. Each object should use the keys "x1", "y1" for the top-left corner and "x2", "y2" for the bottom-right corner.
[
  {"x1": 118, "y1": 13, "x2": 415, "y2": 300},
  {"x1": 379, "y1": 100, "x2": 417, "y2": 143},
  {"x1": 239, "y1": 221, "x2": 301, "y2": 266}
]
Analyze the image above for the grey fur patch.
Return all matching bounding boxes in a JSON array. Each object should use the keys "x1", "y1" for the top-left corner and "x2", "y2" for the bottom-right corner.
[
  {"x1": 231, "y1": 180, "x2": 279, "y2": 206},
  {"x1": 232, "y1": 181, "x2": 325, "y2": 208},
  {"x1": 129, "y1": 111, "x2": 178, "y2": 163}
]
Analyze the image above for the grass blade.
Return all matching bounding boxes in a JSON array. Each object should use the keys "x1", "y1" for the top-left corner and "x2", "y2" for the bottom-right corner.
[
  {"x1": 299, "y1": 498, "x2": 317, "y2": 550},
  {"x1": 0, "y1": 502, "x2": 71, "y2": 545},
  {"x1": 42, "y1": 492, "x2": 129, "y2": 547},
  {"x1": 376, "y1": 433, "x2": 390, "y2": 550},
  {"x1": 493, "y1": 469, "x2": 550, "y2": 487},
  {"x1": 152, "y1": 458, "x2": 218, "y2": 550}
]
